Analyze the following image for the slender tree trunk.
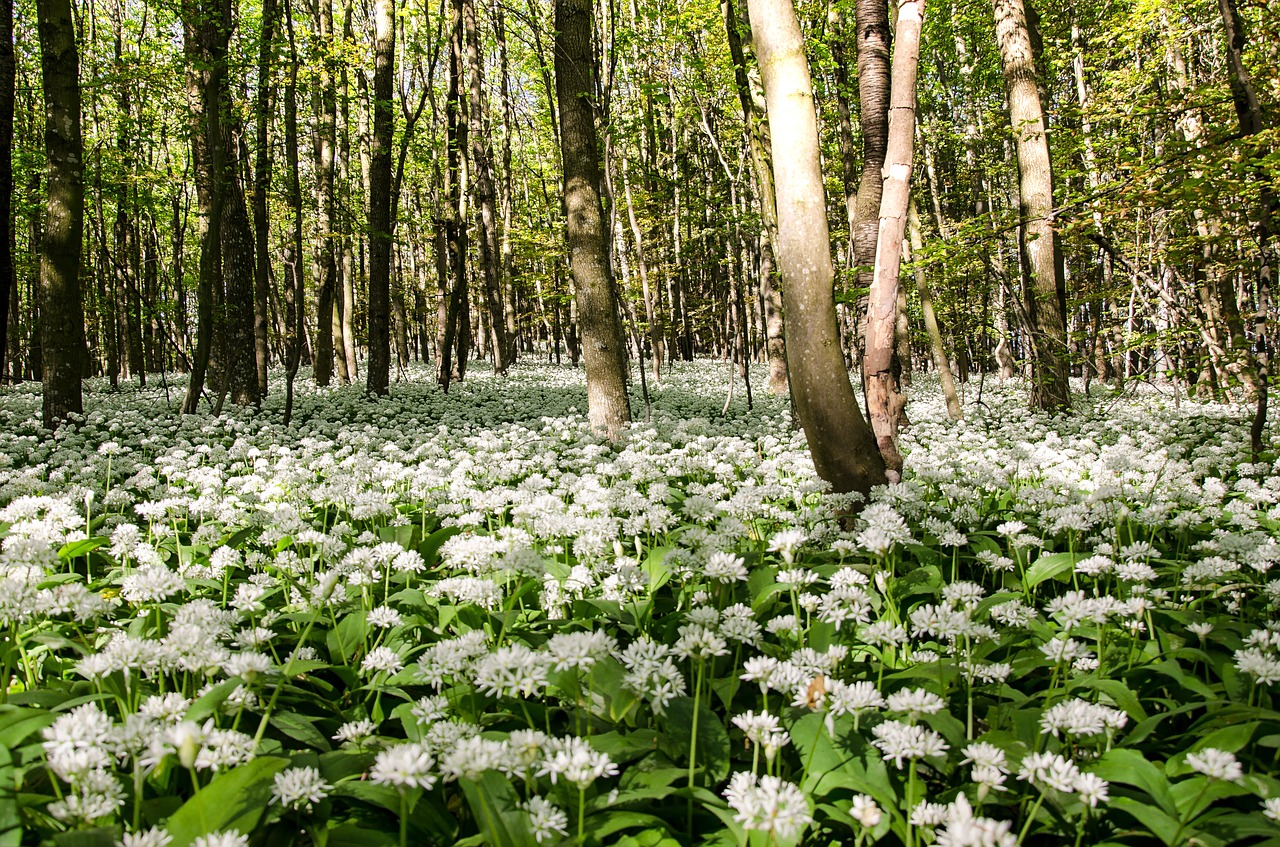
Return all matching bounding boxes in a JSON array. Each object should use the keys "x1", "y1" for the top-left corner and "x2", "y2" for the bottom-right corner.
[
  {"x1": 749, "y1": 0, "x2": 885, "y2": 498},
  {"x1": 1218, "y1": 0, "x2": 1277, "y2": 453},
  {"x1": 251, "y1": 0, "x2": 277, "y2": 397},
  {"x1": 908, "y1": 198, "x2": 960, "y2": 418},
  {"x1": 366, "y1": 0, "x2": 394, "y2": 395},
  {"x1": 313, "y1": 0, "x2": 338, "y2": 387},
  {"x1": 0, "y1": 0, "x2": 11, "y2": 382},
  {"x1": 994, "y1": 0, "x2": 1071, "y2": 410},
  {"x1": 853, "y1": 0, "x2": 890, "y2": 302},
  {"x1": 283, "y1": 0, "x2": 303, "y2": 423},
  {"x1": 724, "y1": 0, "x2": 787, "y2": 394},
  {"x1": 180, "y1": 0, "x2": 227, "y2": 414},
  {"x1": 463, "y1": 0, "x2": 508, "y2": 375},
  {"x1": 36, "y1": 0, "x2": 85, "y2": 428},
  {"x1": 555, "y1": 0, "x2": 631, "y2": 437},
  {"x1": 863, "y1": 0, "x2": 924, "y2": 478}
]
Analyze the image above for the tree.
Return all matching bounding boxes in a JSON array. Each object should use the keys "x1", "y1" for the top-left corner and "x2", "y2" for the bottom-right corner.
[
  {"x1": 994, "y1": 0, "x2": 1070, "y2": 410},
  {"x1": 864, "y1": 0, "x2": 926, "y2": 479},
  {"x1": 36, "y1": 0, "x2": 86, "y2": 429},
  {"x1": 554, "y1": 0, "x2": 631, "y2": 437},
  {"x1": 747, "y1": 0, "x2": 885, "y2": 499},
  {"x1": 0, "y1": 0, "x2": 12, "y2": 382},
  {"x1": 366, "y1": 0, "x2": 394, "y2": 396}
]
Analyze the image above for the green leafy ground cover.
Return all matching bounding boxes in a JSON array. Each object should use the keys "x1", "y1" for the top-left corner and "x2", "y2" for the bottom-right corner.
[{"x1": 1, "y1": 362, "x2": 1278, "y2": 847}]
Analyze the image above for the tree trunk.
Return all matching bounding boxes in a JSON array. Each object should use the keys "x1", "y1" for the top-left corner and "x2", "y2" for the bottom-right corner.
[
  {"x1": 994, "y1": 0, "x2": 1070, "y2": 410},
  {"x1": 251, "y1": 0, "x2": 277, "y2": 397},
  {"x1": 1218, "y1": 0, "x2": 1277, "y2": 453},
  {"x1": 0, "y1": 0, "x2": 11, "y2": 382},
  {"x1": 555, "y1": 0, "x2": 631, "y2": 437},
  {"x1": 282, "y1": 0, "x2": 303, "y2": 424},
  {"x1": 724, "y1": 0, "x2": 787, "y2": 394},
  {"x1": 748, "y1": 0, "x2": 885, "y2": 498},
  {"x1": 366, "y1": 0, "x2": 393, "y2": 395},
  {"x1": 36, "y1": 0, "x2": 85, "y2": 428},
  {"x1": 463, "y1": 0, "x2": 508, "y2": 375},
  {"x1": 863, "y1": 0, "x2": 923, "y2": 478},
  {"x1": 853, "y1": 0, "x2": 890, "y2": 297},
  {"x1": 313, "y1": 0, "x2": 338, "y2": 387},
  {"x1": 908, "y1": 198, "x2": 960, "y2": 419}
]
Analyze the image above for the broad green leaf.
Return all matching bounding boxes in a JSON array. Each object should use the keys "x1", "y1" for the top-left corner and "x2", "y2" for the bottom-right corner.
[
  {"x1": 163, "y1": 756, "x2": 290, "y2": 847},
  {"x1": 664, "y1": 697, "x2": 730, "y2": 784},
  {"x1": 1109, "y1": 796, "x2": 1183, "y2": 846},
  {"x1": 58, "y1": 537, "x2": 107, "y2": 561},
  {"x1": 1023, "y1": 551, "x2": 1076, "y2": 588},
  {"x1": 269, "y1": 712, "x2": 332, "y2": 752},
  {"x1": 0, "y1": 745, "x2": 19, "y2": 847},
  {"x1": 1091, "y1": 749, "x2": 1178, "y2": 817},
  {"x1": 458, "y1": 771, "x2": 533, "y2": 847}
]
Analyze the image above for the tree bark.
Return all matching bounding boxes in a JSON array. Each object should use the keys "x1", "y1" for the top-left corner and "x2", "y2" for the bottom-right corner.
[
  {"x1": 554, "y1": 0, "x2": 631, "y2": 437},
  {"x1": 748, "y1": 0, "x2": 885, "y2": 499},
  {"x1": 724, "y1": 0, "x2": 787, "y2": 394},
  {"x1": 366, "y1": 0, "x2": 394, "y2": 395},
  {"x1": 0, "y1": 0, "x2": 15, "y2": 382},
  {"x1": 464, "y1": 0, "x2": 509, "y2": 375},
  {"x1": 36, "y1": 0, "x2": 86, "y2": 428},
  {"x1": 908, "y1": 198, "x2": 960, "y2": 419},
  {"x1": 994, "y1": 0, "x2": 1071, "y2": 410},
  {"x1": 853, "y1": 0, "x2": 890, "y2": 295},
  {"x1": 863, "y1": 0, "x2": 924, "y2": 479},
  {"x1": 313, "y1": 0, "x2": 338, "y2": 387},
  {"x1": 283, "y1": 0, "x2": 304, "y2": 424},
  {"x1": 251, "y1": 0, "x2": 277, "y2": 397}
]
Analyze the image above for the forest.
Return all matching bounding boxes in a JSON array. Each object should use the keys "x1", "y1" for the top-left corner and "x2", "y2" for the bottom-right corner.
[{"x1": 0, "y1": 0, "x2": 1279, "y2": 843}]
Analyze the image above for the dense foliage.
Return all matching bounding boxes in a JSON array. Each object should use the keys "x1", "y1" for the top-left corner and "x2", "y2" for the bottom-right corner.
[{"x1": 1, "y1": 363, "x2": 1279, "y2": 846}]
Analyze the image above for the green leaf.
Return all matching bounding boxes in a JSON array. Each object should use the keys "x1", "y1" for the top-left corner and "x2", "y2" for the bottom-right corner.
[
  {"x1": 1091, "y1": 749, "x2": 1177, "y2": 817},
  {"x1": 0, "y1": 746, "x2": 19, "y2": 847},
  {"x1": 164, "y1": 756, "x2": 290, "y2": 847},
  {"x1": 0, "y1": 706, "x2": 58, "y2": 749},
  {"x1": 1109, "y1": 796, "x2": 1184, "y2": 846},
  {"x1": 184, "y1": 679, "x2": 243, "y2": 724},
  {"x1": 664, "y1": 697, "x2": 730, "y2": 784},
  {"x1": 458, "y1": 771, "x2": 534, "y2": 847},
  {"x1": 58, "y1": 536, "x2": 107, "y2": 561},
  {"x1": 1023, "y1": 551, "x2": 1076, "y2": 588},
  {"x1": 326, "y1": 822, "x2": 399, "y2": 847},
  {"x1": 52, "y1": 828, "x2": 118, "y2": 847},
  {"x1": 269, "y1": 712, "x2": 332, "y2": 752},
  {"x1": 377, "y1": 524, "x2": 417, "y2": 549},
  {"x1": 327, "y1": 610, "x2": 368, "y2": 665},
  {"x1": 418, "y1": 526, "x2": 462, "y2": 567}
]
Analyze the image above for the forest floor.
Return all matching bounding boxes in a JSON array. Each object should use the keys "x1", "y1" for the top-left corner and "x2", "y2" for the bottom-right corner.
[{"x1": 1, "y1": 361, "x2": 1278, "y2": 847}]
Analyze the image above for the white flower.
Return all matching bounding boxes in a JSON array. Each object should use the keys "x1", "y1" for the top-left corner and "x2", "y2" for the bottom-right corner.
[
  {"x1": 536, "y1": 736, "x2": 618, "y2": 789},
  {"x1": 360, "y1": 646, "x2": 405, "y2": 677},
  {"x1": 116, "y1": 827, "x2": 172, "y2": 847},
  {"x1": 370, "y1": 743, "x2": 437, "y2": 790},
  {"x1": 885, "y1": 688, "x2": 947, "y2": 719},
  {"x1": 367, "y1": 606, "x2": 403, "y2": 628},
  {"x1": 871, "y1": 720, "x2": 949, "y2": 767},
  {"x1": 849, "y1": 794, "x2": 882, "y2": 828},
  {"x1": 1074, "y1": 772, "x2": 1110, "y2": 807},
  {"x1": 1262, "y1": 797, "x2": 1280, "y2": 821},
  {"x1": 723, "y1": 772, "x2": 812, "y2": 840},
  {"x1": 1040, "y1": 698, "x2": 1128, "y2": 739},
  {"x1": 272, "y1": 766, "x2": 332, "y2": 811},
  {"x1": 191, "y1": 834, "x2": 249, "y2": 847},
  {"x1": 1186, "y1": 748, "x2": 1243, "y2": 782},
  {"x1": 1017, "y1": 752, "x2": 1081, "y2": 793},
  {"x1": 523, "y1": 796, "x2": 569, "y2": 843},
  {"x1": 333, "y1": 719, "x2": 377, "y2": 745}
]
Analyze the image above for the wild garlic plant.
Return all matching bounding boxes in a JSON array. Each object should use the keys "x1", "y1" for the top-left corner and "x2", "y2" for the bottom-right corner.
[{"x1": 0, "y1": 362, "x2": 1278, "y2": 846}]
